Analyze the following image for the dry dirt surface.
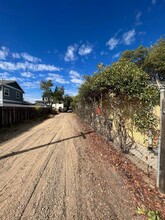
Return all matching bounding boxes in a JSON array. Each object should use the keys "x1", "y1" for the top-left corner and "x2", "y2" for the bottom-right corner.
[{"x1": 0, "y1": 113, "x2": 141, "y2": 220}]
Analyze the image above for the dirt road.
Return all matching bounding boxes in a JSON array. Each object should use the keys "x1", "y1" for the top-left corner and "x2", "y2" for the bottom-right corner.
[{"x1": 0, "y1": 113, "x2": 137, "y2": 220}]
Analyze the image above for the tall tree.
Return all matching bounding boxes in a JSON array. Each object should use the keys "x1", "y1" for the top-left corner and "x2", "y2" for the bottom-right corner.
[
  {"x1": 40, "y1": 80, "x2": 53, "y2": 105},
  {"x1": 120, "y1": 45, "x2": 149, "y2": 69},
  {"x1": 145, "y1": 38, "x2": 165, "y2": 80},
  {"x1": 53, "y1": 86, "x2": 65, "y2": 103},
  {"x1": 63, "y1": 94, "x2": 73, "y2": 109}
]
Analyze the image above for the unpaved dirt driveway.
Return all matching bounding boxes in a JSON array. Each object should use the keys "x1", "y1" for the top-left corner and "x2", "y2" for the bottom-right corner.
[{"x1": 0, "y1": 113, "x2": 137, "y2": 220}]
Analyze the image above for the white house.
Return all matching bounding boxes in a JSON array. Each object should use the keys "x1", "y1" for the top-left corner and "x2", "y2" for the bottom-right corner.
[{"x1": 52, "y1": 102, "x2": 64, "y2": 110}]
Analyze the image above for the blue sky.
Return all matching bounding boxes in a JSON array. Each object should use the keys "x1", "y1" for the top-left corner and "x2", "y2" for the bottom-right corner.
[{"x1": 0, "y1": 0, "x2": 165, "y2": 102}]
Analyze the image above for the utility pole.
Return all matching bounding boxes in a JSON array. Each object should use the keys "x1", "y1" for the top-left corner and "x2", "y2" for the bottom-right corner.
[{"x1": 157, "y1": 80, "x2": 165, "y2": 193}]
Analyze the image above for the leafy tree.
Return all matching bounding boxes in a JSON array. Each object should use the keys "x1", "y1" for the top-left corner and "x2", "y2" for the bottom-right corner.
[
  {"x1": 63, "y1": 94, "x2": 73, "y2": 109},
  {"x1": 145, "y1": 38, "x2": 165, "y2": 80},
  {"x1": 53, "y1": 86, "x2": 65, "y2": 103},
  {"x1": 40, "y1": 80, "x2": 53, "y2": 105},
  {"x1": 71, "y1": 95, "x2": 79, "y2": 109},
  {"x1": 78, "y1": 60, "x2": 159, "y2": 134},
  {"x1": 120, "y1": 45, "x2": 149, "y2": 69}
]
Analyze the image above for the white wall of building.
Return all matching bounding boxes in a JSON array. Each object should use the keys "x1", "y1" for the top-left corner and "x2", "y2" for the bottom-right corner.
[{"x1": 52, "y1": 103, "x2": 64, "y2": 110}]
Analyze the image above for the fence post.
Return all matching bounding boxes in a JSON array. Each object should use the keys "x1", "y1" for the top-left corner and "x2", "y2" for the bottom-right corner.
[{"x1": 157, "y1": 85, "x2": 165, "y2": 194}]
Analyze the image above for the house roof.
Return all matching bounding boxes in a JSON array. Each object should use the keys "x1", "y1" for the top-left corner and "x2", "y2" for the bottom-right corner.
[{"x1": 0, "y1": 80, "x2": 25, "y2": 93}]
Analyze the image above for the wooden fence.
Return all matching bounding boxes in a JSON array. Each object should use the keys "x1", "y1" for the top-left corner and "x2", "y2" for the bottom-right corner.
[{"x1": 0, "y1": 106, "x2": 52, "y2": 128}]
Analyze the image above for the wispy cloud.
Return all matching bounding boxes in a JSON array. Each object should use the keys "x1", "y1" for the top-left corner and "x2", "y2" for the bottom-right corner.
[
  {"x1": 0, "y1": 61, "x2": 61, "y2": 72},
  {"x1": 0, "y1": 72, "x2": 10, "y2": 78},
  {"x1": 106, "y1": 37, "x2": 119, "y2": 50},
  {"x1": 0, "y1": 51, "x2": 6, "y2": 60},
  {"x1": 21, "y1": 52, "x2": 41, "y2": 63},
  {"x1": 78, "y1": 44, "x2": 93, "y2": 56},
  {"x1": 46, "y1": 73, "x2": 69, "y2": 84},
  {"x1": 0, "y1": 72, "x2": 25, "y2": 82},
  {"x1": 64, "y1": 45, "x2": 77, "y2": 62},
  {"x1": 123, "y1": 29, "x2": 136, "y2": 45},
  {"x1": 0, "y1": 46, "x2": 9, "y2": 60},
  {"x1": 112, "y1": 52, "x2": 121, "y2": 59},
  {"x1": 24, "y1": 93, "x2": 41, "y2": 103},
  {"x1": 135, "y1": 11, "x2": 142, "y2": 26},
  {"x1": 69, "y1": 70, "x2": 83, "y2": 85},
  {"x1": 152, "y1": 0, "x2": 157, "y2": 5},
  {"x1": 21, "y1": 81, "x2": 40, "y2": 89},
  {"x1": 21, "y1": 71, "x2": 34, "y2": 78},
  {"x1": 29, "y1": 63, "x2": 61, "y2": 72},
  {"x1": 65, "y1": 89, "x2": 78, "y2": 96},
  {"x1": 100, "y1": 51, "x2": 108, "y2": 56},
  {"x1": 148, "y1": 0, "x2": 157, "y2": 12},
  {"x1": 12, "y1": 53, "x2": 21, "y2": 59},
  {"x1": 12, "y1": 51, "x2": 41, "y2": 63}
]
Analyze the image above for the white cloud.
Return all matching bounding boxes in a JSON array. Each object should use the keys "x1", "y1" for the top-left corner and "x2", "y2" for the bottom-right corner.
[
  {"x1": 152, "y1": 0, "x2": 156, "y2": 4},
  {"x1": 12, "y1": 53, "x2": 21, "y2": 59},
  {"x1": 69, "y1": 70, "x2": 83, "y2": 85},
  {"x1": 65, "y1": 89, "x2": 77, "y2": 96},
  {"x1": 21, "y1": 72, "x2": 34, "y2": 78},
  {"x1": 0, "y1": 72, "x2": 10, "y2": 79},
  {"x1": 123, "y1": 29, "x2": 136, "y2": 45},
  {"x1": 0, "y1": 61, "x2": 17, "y2": 71},
  {"x1": 0, "y1": 51, "x2": 6, "y2": 60},
  {"x1": 69, "y1": 70, "x2": 80, "y2": 78},
  {"x1": 0, "y1": 72, "x2": 25, "y2": 82},
  {"x1": 0, "y1": 47, "x2": 41, "y2": 64},
  {"x1": 100, "y1": 51, "x2": 108, "y2": 56},
  {"x1": 24, "y1": 93, "x2": 41, "y2": 103},
  {"x1": 12, "y1": 51, "x2": 41, "y2": 63},
  {"x1": 135, "y1": 12, "x2": 142, "y2": 26},
  {"x1": 21, "y1": 81, "x2": 40, "y2": 89},
  {"x1": 71, "y1": 78, "x2": 83, "y2": 84},
  {"x1": 112, "y1": 52, "x2": 121, "y2": 59},
  {"x1": 64, "y1": 45, "x2": 77, "y2": 62},
  {"x1": 28, "y1": 63, "x2": 61, "y2": 72},
  {"x1": 78, "y1": 44, "x2": 93, "y2": 56},
  {"x1": 46, "y1": 73, "x2": 69, "y2": 84},
  {"x1": 106, "y1": 37, "x2": 119, "y2": 50},
  {"x1": 0, "y1": 46, "x2": 9, "y2": 60},
  {"x1": 136, "y1": 12, "x2": 142, "y2": 21},
  {"x1": 0, "y1": 61, "x2": 61, "y2": 72},
  {"x1": 21, "y1": 52, "x2": 41, "y2": 63},
  {"x1": 39, "y1": 73, "x2": 45, "y2": 77}
]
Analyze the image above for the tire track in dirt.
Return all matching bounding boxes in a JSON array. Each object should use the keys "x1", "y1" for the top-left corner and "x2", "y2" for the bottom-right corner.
[
  {"x1": 0, "y1": 133, "x2": 62, "y2": 219},
  {"x1": 0, "y1": 116, "x2": 64, "y2": 219},
  {"x1": 0, "y1": 116, "x2": 62, "y2": 180},
  {"x1": 0, "y1": 115, "x2": 62, "y2": 156},
  {"x1": 18, "y1": 133, "x2": 59, "y2": 220},
  {"x1": 0, "y1": 126, "x2": 60, "y2": 192},
  {"x1": 20, "y1": 114, "x2": 79, "y2": 220},
  {"x1": 0, "y1": 131, "x2": 57, "y2": 206}
]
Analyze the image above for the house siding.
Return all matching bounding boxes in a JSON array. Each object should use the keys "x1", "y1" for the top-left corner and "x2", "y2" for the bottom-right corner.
[
  {"x1": 8, "y1": 82, "x2": 24, "y2": 92},
  {"x1": 3, "y1": 85, "x2": 23, "y2": 103},
  {"x1": 0, "y1": 86, "x2": 2, "y2": 104}
]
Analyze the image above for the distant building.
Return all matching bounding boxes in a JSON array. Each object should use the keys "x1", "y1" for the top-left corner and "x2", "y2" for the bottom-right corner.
[
  {"x1": 52, "y1": 101, "x2": 64, "y2": 110},
  {"x1": 0, "y1": 80, "x2": 26, "y2": 106}
]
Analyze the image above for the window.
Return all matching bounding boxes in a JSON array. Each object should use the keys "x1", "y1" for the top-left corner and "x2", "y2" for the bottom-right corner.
[
  {"x1": 16, "y1": 92, "x2": 20, "y2": 99},
  {"x1": 4, "y1": 88, "x2": 9, "y2": 96}
]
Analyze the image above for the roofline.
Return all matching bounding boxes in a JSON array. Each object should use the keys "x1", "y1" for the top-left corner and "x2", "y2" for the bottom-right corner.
[{"x1": 0, "y1": 80, "x2": 25, "y2": 93}]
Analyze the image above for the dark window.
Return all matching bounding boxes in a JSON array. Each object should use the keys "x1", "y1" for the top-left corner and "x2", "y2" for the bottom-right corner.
[
  {"x1": 4, "y1": 88, "x2": 9, "y2": 96},
  {"x1": 16, "y1": 92, "x2": 20, "y2": 99}
]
